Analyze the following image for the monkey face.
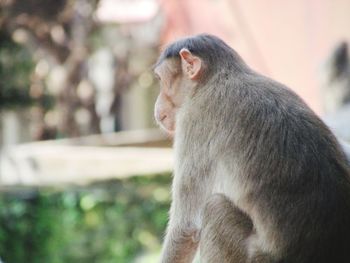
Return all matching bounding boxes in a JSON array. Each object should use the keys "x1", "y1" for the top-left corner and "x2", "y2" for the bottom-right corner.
[
  {"x1": 153, "y1": 59, "x2": 178, "y2": 135},
  {"x1": 154, "y1": 50, "x2": 203, "y2": 135}
]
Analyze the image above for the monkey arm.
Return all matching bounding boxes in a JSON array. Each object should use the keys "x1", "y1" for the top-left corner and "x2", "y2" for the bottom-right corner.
[
  {"x1": 159, "y1": 222, "x2": 200, "y2": 263},
  {"x1": 160, "y1": 167, "x2": 210, "y2": 263}
]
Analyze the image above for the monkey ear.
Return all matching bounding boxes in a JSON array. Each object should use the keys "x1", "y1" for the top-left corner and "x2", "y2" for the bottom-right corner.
[{"x1": 179, "y1": 48, "x2": 202, "y2": 80}]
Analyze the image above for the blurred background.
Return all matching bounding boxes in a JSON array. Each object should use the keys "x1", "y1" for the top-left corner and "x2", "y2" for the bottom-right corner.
[{"x1": 0, "y1": 0, "x2": 350, "y2": 262}]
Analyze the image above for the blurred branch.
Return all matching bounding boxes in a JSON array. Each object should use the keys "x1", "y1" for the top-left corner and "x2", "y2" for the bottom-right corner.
[{"x1": 1, "y1": 0, "x2": 101, "y2": 137}]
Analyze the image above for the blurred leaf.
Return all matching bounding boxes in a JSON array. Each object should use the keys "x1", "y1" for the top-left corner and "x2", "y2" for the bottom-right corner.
[{"x1": 0, "y1": 173, "x2": 171, "y2": 263}]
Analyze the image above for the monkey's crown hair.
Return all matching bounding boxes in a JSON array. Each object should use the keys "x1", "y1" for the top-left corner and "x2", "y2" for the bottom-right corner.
[{"x1": 157, "y1": 34, "x2": 246, "y2": 70}]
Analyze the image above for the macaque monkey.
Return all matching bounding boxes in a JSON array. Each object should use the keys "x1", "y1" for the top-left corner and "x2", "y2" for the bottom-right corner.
[
  {"x1": 153, "y1": 34, "x2": 350, "y2": 263},
  {"x1": 321, "y1": 42, "x2": 350, "y2": 114}
]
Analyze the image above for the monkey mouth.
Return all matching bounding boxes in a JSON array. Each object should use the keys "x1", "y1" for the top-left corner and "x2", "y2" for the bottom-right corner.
[{"x1": 158, "y1": 119, "x2": 175, "y2": 136}]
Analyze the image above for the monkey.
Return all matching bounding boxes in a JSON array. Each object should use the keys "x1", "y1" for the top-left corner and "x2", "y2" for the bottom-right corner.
[
  {"x1": 320, "y1": 42, "x2": 350, "y2": 114},
  {"x1": 340, "y1": 139, "x2": 350, "y2": 164},
  {"x1": 153, "y1": 34, "x2": 350, "y2": 263},
  {"x1": 321, "y1": 41, "x2": 350, "y2": 142}
]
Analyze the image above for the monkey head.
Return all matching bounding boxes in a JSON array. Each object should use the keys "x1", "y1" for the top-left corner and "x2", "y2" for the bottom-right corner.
[{"x1": 154, "y1": 48, "x2": 203, "y2": 135}]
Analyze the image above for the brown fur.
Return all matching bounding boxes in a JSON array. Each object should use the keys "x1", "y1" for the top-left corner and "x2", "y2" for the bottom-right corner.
[{"x1": 154, "y1": 34, "x2": 350, "y2": 263}]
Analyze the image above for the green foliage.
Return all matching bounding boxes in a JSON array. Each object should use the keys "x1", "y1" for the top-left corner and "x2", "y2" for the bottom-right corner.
[
  {"x1": 0, "y1": 30, "x2": 34, "y2": 109},
  {"x1": 0, "y1": 30, "x2": 54, "y2": 110},
  {"x1": 0, "y1": 174, "x2": 171, "y2": 263}
]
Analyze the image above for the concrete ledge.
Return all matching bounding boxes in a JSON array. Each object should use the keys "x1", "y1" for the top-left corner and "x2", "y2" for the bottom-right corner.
[{"x1": 0, "y1": 129, "x2": 173, "y2": 187}]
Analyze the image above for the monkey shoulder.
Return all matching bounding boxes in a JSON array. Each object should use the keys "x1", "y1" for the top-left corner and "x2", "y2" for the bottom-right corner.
[
  {"x1": 225, "y1": 74, "x2": 345, "y2": 165},
  {"x1": 228, "y1": 75, "x2": 310, "y2": 126}
]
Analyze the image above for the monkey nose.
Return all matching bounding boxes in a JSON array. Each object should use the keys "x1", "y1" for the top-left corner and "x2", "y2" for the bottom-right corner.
[{"x1": 155, "y1": 111, "x2": 167, "y2": 122}]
